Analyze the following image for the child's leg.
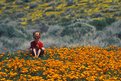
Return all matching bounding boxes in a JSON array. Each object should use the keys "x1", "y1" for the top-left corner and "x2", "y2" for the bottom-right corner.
[
  {"x1": 37, "y1": 49, "x2": 41, "y2": 57},
  {"x1": 38, "y1": 49, "x2": 44, "y2": 57},
  {"x1": 33, "y1": 48, "x2": 37, "y2": 57}
]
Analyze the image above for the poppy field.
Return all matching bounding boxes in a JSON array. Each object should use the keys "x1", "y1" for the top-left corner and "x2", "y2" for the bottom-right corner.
[{"x1": 0, "y1": 46, "x2": 121, "y2": 81}]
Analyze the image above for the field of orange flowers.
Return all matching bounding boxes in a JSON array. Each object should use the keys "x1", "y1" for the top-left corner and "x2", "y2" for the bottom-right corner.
[{"x1": 0, "y1": 46, "x2": 121, "y2": 81}]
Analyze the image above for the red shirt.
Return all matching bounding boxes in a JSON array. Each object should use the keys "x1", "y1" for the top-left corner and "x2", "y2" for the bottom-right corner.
[{"x1": 30, "y1": 40, "x2": 44, "y2": 49}]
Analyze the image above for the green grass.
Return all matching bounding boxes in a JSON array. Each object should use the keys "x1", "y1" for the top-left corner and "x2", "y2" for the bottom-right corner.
[{"x1": 0, "y1": 0, "x2": 121, "y2": 26}]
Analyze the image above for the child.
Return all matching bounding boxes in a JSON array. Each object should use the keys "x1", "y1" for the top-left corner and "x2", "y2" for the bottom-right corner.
[{"x1": 30, "y1": 31, "x2": 45, "y2": 57}]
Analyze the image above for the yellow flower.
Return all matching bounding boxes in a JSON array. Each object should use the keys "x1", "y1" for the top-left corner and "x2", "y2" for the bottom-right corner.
[
  {"x1": 21, "y1": 67, "x2": 28, "y2": 73},
  {"x1": 9, "y1": 71, "x2": 17, "y2": 78},
  {"x1": 0, "y1": 72, "x2": 7, "y2": 77}
]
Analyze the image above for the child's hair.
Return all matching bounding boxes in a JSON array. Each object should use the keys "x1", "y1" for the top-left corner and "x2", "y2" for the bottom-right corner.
[{"x1": 33, "y1": 31, "x2": 40, "y2": 39}]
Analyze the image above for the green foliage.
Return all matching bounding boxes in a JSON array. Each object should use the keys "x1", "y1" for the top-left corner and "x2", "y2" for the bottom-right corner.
[
  {"x1": 44, "y1": 8, "x2": 55, "y2": 12},
  {"x1": 90, "y1": 20, "x2": 107, "y2": 30},
  {"x1": 22, "y1": 0, "x2": 31, "y2": 2},
  {"x1": 66, "y1": 0, "x2": 74, "y2": 6},
  {"x1": 105, "y1": 17, "x2": 116, "y2": 25},
  {"x1": 15, "y1": 12, "x2": 25, "y2": 18},
  {"x1": 0, "y1": 0, "x2": 121, "y2": 51},
  {"x1": 0, "y1": 0, "x2": 120, "y2": 26},
  {"x1": 59, "y1": 17, "x2": 72, "y2": 26},
  {"x1": 61, "y1": 27, "x2": 74, "y2": 36},
  {"x1": 104, "y1": 37, "x2": 120, "y2": 46},
  {"x1": 0, "y1": 24, "x2": 26, "y2": 38},
  {"x1": 0, "y1": 24, "x2": 16, "y2": 38},
  {"x1": 29, "y1": 2, "x2": 38, "y2": 9},
  {"x1": 15, "y1": 0, "x2": 24, "y2": 5},
  {"x1": 90, "y1": 18, "x2": 116, "y2": 30},
  {"x1": 5, "y1": 0, "x2": 15, "y2": 2},
  {"x1": 42, "y1": 0, "x2": 52, "y2": 3}
]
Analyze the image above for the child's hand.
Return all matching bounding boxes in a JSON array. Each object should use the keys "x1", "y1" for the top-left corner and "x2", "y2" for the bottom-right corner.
[{"x1": 42, "y1": 47, "x2": 45, "y2": 50}]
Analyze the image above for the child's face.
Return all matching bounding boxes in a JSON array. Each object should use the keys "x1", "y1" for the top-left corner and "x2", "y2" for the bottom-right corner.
[
  {"x1": 35, "y1": 32, "x2": 40, "y2": 36},
  {"x1": 34, "y1": 32, "x2": 40, "y2": 40}
]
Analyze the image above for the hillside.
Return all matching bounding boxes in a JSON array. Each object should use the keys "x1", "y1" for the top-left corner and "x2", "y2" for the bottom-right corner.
[
  {"x1": 0, "y1": 0, "x2": 121, "y2": 25},
  {"x1": 0, "y1": 0, "x2": 121, "y2": 51},
  {"x1": 0, "y1": 1, "x2": 121, "y2": 80}
]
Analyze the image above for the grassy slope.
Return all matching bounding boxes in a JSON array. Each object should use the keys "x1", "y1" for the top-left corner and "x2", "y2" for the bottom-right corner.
[
  {"x1": 0, "y1": 0, "x2": 121, "y2": 26},
  {"x1": 0, "y1": 0, "x2": 121, "y2": 51},
  {"x1": 0, "y1": 1, "x2": 121, "y2": 80}
]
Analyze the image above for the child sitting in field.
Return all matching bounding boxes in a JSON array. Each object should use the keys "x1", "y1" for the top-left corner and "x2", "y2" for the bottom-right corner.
[{"x1": 30, "y1": 31, "x2": 45, "y2": 57}]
